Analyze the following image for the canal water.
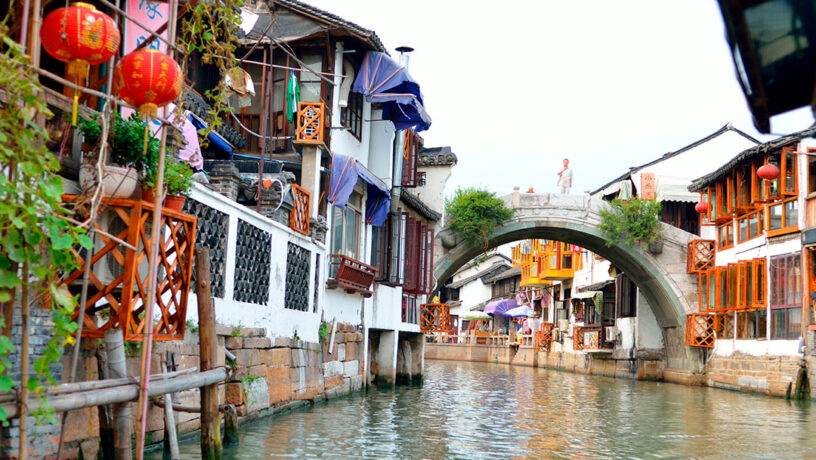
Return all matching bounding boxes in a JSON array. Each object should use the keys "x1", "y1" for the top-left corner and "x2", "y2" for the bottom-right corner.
[{"x1": 157, "y1": 360, "x2": 816, "y2": 459}]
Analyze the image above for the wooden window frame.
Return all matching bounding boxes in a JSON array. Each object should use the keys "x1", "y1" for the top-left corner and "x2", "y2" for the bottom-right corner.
[
  {"x1": 807, "y1": 147, "x2": 816, "y2": 195},
  {"x1": 735, "y1": 164, "x2": 754, "y2": 213},
  {"x1": 401, "y1": 129, "x2": 418, "y2": 187},
  {"x1": 764, "y1": 152, "x2": 783, "y2": 202},
  {"x1": 342, "y1": 91, "x2": 364, "y2": 141},
  {"x1": 769, "y1": 253, "x2": 802, "y2": 339},
  {"x1": 753, "y1": 258, "x2": 766, "y2": 308},
  {"x1": 700, "y1": 190, "x2": 715, "y2": 227},
  {"x1": 766, "y1": 196, "x2": 798, "y2": 237},
  {"x1": 717, "y1": 221, "x2": 734, "y2": 250},
  {"x1": 781, "y1": 147, "x2": 797, "y2": 197}
]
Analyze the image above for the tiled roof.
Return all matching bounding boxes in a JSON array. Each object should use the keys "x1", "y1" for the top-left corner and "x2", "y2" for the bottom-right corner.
[
  {"x1": 418, "y1": 146, "x2": 457, "y2": 166},
  {"x1": 591, "y1": 123, "x2": 759, "y2": 196},
  {"x1": 446, "y1": 263, "x2": 510, "y2": 289},
  {"x1": 271, "y1": 0, "x2": 386, "y2": 52},
  {"x1": 400, "y1": 189, "x2": 442, "y2": 222},
  {"x1": 689, "y1": 123, "x2": 816, "y2": 192},
  {"x1": 482, "y1": 267, "x2": 521, "y2": 283}
]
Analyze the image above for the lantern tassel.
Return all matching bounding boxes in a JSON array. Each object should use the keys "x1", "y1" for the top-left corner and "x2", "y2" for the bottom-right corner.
[
  {"x1": 71, "y1": 90, "x2": 79, "y2": 127},
  {"x1": 142, "y1": 120, "x2": 150, "y2": 159}
]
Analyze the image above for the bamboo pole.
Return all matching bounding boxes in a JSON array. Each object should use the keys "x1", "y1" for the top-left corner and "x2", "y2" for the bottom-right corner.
[
  {"x1": 161, "y1": 361, "x2": 180, "y2": 460},
  {"x1": 196, "y1": 248, "x2": 223, "y2": 459},
  {"x1": 18, "y1": 264, "x2": 29, "y2": 460},
  {"x1": 104, "y1": 329, "x2": 133, "y2": 460},
  {"x1": 0, "y1": 368, "x2": 230, "y2": 419}
]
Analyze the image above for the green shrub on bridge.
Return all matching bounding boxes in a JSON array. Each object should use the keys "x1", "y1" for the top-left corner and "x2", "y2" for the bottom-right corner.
[
  {"x1": 445, "y1": 188, "x2": 514, "y2": 248},
  {"x1": 598, "y1": 198, "x2": 664, "y2": 248}
]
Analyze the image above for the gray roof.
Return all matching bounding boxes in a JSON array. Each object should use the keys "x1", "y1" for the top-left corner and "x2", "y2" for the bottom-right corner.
[
  {"x1": 246, "y1": 0, "x2": 386, "y2": 52},
  {"x1": 446, "y1": 263, "x2": 510, "y2": 289},
  {"x1": 592, "y1": 123, "x2": 759, "y2": 196},
  {"x1": 482, "y1": 266, "x2": 521, "y2": 284},
  {"x1": 418, "y1": 146, "x2": 457, "y2": 166},
  {"x1": 577, "y1": 279, "x2": 614, "y2": 293},
  {"x1": 689, "y1": 123, "x2": 816, "y2": 192},
  {"x1": 400, "y1": 189, "x2": 442, "y2": 222}
]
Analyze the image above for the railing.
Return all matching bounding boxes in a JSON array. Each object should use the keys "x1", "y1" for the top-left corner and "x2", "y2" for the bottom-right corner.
[
  {"x1": 61, "y1": 197, "x2": 196, "y2": 341},
  {"x1": 289, "y1": 183, "x2": 310, "y2": 235},
  {"x1": 519, "y1": 333, "x2": 535, "y2": 348},
  {"x1": 685, "y1": 313, "x2": 718, "y2": 347},
  {"x1": 425, "y1": 332, "x2": 512, "y2": 346},
  {"x1": 327, "y1": 255, "x2": 378, "y2": 297},
  {"x1": 420, "y1": 302, "x2": 449, "y2": 333},
  {"x1": 687, "y1": 239, "x2": 716, "y2": 274},
  {"x1": 296, "y1": 101, "x2": 325, "y2": 144},
  {"x1": 573, "y1": 326, "x2": 585, "y2": 351},
  {"x1": 535, "y1": 322, "x2": 554, "y2": 352}
]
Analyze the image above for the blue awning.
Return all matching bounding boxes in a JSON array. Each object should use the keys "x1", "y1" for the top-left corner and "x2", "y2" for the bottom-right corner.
[
  {"x1": 329, "y1": 153, "x2": 390, "y2": 227},
  {"x1": 352, "y1": 51, "x2": 432, "y2": 132}
]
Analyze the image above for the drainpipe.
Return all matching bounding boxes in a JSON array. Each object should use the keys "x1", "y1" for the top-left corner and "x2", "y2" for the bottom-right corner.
[{"x1": 390, "y1": 46, "x2": 413, "y2": 213}]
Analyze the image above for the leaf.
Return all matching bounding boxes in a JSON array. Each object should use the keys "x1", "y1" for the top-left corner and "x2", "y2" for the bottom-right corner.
[
  {"x1": 0, "y1": 290, "x2": 9, "y2": 302},
  {"x1": 50, "y1": 232, "x2": 73, "y2": 250},
  {"x1": 77, "y1": 234, "x2": 94, "y2": 249},
  {"x1": 0, "y1": 376, "x2": 13, "y2": 393},
  {"x1": 49, "y1": 283, "x2": 75, "y2": 309},
  {"x1": 0, "y1": 270, "x2": 20, "y2": 288}
]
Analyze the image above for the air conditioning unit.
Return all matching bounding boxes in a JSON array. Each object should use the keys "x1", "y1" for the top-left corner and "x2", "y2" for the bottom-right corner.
[
  {"x1": 558, "y1": 319, "x2": 570, "y2": 332},
  {"x1": 605, "y1": 326, "x2": 619, "y2": 343}
]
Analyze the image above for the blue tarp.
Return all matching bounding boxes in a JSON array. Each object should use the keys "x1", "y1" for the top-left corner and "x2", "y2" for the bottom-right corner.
[
  {"x1": 189, "y1": 114, "x2": 233, "y2": 157},
  {"x1": 329, "y1": 153, "x2": 390, "y2": 227},
  {"x1": 352, "y1": 51, "x2": 432, "y2": 132}
]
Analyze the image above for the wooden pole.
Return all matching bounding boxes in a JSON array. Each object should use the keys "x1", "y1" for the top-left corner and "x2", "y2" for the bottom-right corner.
[
  {"x1": 196, "y1": 248, "x2": 223, "y2": 460},
  {"x1": 223, "y1": 405, "x2": 239, "y2": 447},
  {"x1": 104, "y1": 329, "x2": 133, "y2": 460},
  {"x1": 95, "y1": 349, "x2": 116, "y2": 460},
  {"x1": 161, "y1": 361, "x2": 180, "y2": 460},
  {"x1": 18, "y1": 264, "x2": 29, "y2": 460}
]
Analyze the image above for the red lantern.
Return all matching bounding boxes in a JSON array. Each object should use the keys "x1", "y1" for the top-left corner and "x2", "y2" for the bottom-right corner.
[
  {"x1": 757, "y1": 163, "x2": 780, "y2": 181},
  {"x1": 695, "y1": 201, "x2": 709, "y2": 214},
  {"x1": 41, "y1": 3, "x2": 120, "y2": 125},
  {"x1": 41, "y1": 3, "x2": 120, "y2": 81},
  {"x1": 114, "y1": 50, "x2": 182, "y2": 118}
]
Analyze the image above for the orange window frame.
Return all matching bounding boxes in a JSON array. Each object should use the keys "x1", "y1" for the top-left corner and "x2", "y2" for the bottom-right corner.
[
  {"x1": 717, "y1": 221, "x2": 734, "y2": 250},
  {"x1": 764, "y1": 153, "x2": 783, "y2": 201},
  {"x1": 735, "y1": 164, "x2": 754, "y2": 212},
  {"x1": 781, "y1": 147, "x2": 797, "y2": 196},
  {"x1": 698, "y1": 272, "x2": 708, "y2": 312},
  {"x1": 737, "y1": 260, "x2": 749, "y2": 309},
  {"x1": 751, "y1": 159, "x2": 768, "y2": 204},
  {"x1": 753, "y1": 258, "x2": 766, "y2": 308},
  {"x1": 699, "y1": 190, "x2": 714, "y2": 226},
  {"x1": 766, "y1": 196, "x2": 798, "y2": 237},
  {"x1": 716, "y1": 180, "x2": 729, "y2": 221}
]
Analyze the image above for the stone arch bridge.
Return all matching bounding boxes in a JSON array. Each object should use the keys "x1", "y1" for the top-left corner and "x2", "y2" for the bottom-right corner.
[{"x1": 433, "y1": 193, "x2": 703, "y2": 374}]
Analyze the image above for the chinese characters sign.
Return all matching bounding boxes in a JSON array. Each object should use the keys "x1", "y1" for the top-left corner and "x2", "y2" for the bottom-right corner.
[
  {"x1": 640, "y1": 173, "x2": 656, "y2": 200},
  {"x1": 125, "y1": 0, "x2": 168, "y2": 54}
]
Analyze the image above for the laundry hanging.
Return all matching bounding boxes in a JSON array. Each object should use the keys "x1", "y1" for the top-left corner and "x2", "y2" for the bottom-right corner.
[
  {"x1": 286, "y1": 69, "x2": 299, "y2": 122},
  {"x1": 351, "y1": 51, "x2": 431, "y2": 132},
  {"x1": 329, "y1": 153, "x2": 390, "y2": 227}
]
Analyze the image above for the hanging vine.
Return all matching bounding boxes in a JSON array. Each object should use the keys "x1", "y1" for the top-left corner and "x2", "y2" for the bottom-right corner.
[
  {"x1": 176, "y1": 0, "x2": 244, "y2": 145},
  {"x1": 0, "y1": 22, "x2": 89, "y2": 424}
]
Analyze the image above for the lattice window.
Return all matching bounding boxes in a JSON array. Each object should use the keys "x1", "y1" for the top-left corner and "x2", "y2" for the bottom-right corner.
[
  {"x1": 573, "y1": 326, "x2": 584, "y2": 351},
  {"x1": 687, "y1": 240, "x2": 715, "y2": 274},
  {"x1": 183, "y1": 199, "x2": 228, "y2": 298},
  {"x1": 313, "y1": 257, "x2": 320, "y2": 313},
  {"x1": 420, "y1": 303, "x2": 449, "y2": 332},
  {"x1": 716, "y1": 312, "x2": 735, "y2": 339},
  {"x1": 233, "y1": 220, "x2": 271, "y2": 304},
  {"x1": 535, "y1": 323, "x2": 554, "y2": 352},
  {"x1": 62, "y1": 199, "x2": 196, "y2": 341},
  {"x1": 284, "y1": 243, "x2": 311, "y2": 311},
  {"x1": 686, "y1": 313, "x2": 718, "y2": 348},
  {"x1": 296, "y1": 102, "x2": 324, "y2": 143},
  {"x1": 290, "y1": 184, "x2": 310, "y2": 235}
]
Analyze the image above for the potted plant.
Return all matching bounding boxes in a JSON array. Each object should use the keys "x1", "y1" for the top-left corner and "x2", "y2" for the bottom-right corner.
[
  {"x1": 598, "y1": 197, "x2": 665, "y2": 254},
  {"x1": 78, "y1": 112, "x2": 157, "y2": 198},
  {"x1": 141, "y1": 155, "x2": 194, "y2": 211}
]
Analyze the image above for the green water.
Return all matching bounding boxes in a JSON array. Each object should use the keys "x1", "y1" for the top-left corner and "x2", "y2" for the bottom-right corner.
[{"x1": 154, "y1": 360, "x2": 816, "y2": 459}]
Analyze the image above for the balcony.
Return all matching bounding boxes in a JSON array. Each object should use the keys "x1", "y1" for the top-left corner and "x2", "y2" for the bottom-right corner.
[
  {"x1": 295, "y1": 102, "x2": 325, "y2": 145},
  {"x1": 327, "y1": 255, "x2": 377, "y2": 297}
]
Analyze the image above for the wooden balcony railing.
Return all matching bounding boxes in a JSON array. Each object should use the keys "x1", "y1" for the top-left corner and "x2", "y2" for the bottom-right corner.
[
  {"x1": 420, "y1": 302, "x2": 449, "y2": 333},
  {"x1": 296, "y1": 102, "x2": 325, "y2": 144},
  {"x1": 327, "y1": 255, "x2": 377, "y2": 297},
  {"x1": 290, "y1": 183, "x2": 310, "y2": 235},
  {"x1": 573, "y1": 326, "x2": 585, "y2": 351},
  {"x1": 685, "y1": 313, "x2": 718, "y2": 348},
  {"x1": 61, "y1": 197, "x2": 196, "y2": 341},
  {"x1": 535, "y1": 322, "x2": 554, "y2": 352},
  {"x1": 687, "y1": 239, "x2": 716, "y2": 274}
]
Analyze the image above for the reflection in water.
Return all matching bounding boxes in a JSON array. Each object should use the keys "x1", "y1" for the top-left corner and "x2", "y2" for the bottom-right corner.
[{"x1": 153, "y1": 360, "x2": 816, "y2": 459}]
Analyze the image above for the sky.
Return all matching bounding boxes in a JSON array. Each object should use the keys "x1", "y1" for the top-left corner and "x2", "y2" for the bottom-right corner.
[{"x1": 305, "y1": 0, "x2": 815, "y2": 198}]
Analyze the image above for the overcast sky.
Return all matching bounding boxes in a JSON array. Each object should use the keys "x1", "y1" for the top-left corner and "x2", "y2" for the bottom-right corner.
[{"x1": 306, "y1": 0, "x2": 815, "y2": 197}]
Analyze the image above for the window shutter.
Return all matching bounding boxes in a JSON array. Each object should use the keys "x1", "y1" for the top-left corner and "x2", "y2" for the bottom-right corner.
[
  {"x1": 425, "y1": 227, "x2": 435, "y2": 294},
  {"x1": 401, "y1": 130, "x2": 417, "y2": 187},
  {"x1": 418, "y1": 224, "x2": 427, "y2": 293},
  {"x1": 404, "y1": 217, "x2": 417, "y2": 291}
]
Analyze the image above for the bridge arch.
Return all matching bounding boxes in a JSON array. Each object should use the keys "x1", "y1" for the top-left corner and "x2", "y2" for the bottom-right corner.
[{"x1": 434, "y1": 193, "x2": 704, "y2": 373}]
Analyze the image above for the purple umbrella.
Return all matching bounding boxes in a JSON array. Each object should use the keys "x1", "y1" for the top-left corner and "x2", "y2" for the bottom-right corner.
[{"x1": 484, "y1": 298, "x2": 518, "y2": 316}]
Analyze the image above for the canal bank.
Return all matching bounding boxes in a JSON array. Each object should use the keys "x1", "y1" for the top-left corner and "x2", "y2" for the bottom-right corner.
[{"x1": 425, "y1": 338, "x2": 814, "y2": 399}]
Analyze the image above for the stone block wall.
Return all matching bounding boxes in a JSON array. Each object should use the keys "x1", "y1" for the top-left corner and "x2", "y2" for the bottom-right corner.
[{"x1": 705, "y1": 353, "x2": 802, "y2": 396}]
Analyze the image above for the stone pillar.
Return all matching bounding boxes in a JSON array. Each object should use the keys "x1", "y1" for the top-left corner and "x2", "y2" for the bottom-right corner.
[
  {"x1": 375, "y1": 330, "x2": 398, "y2": 386},
  {"x1": 512, "y1": 186, "x2": 521, "y2": 208},
  {"x1": 300, "y1": 145, "x2": 322, "y2": 219},
  {"x1": 209, "y1": 163, "x2": 241, "y2": 201}
]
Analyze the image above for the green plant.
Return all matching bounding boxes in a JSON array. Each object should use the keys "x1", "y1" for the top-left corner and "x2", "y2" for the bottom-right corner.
[
  {"x1": 186, "y1": 319, "x2": 199, "y2": 333},
  {"x1": 318, "y1": 322, "x2": 330, "y2": 342},
  {"x1": 78, "y1": 114, "x2": 101, "y2": 146},
  {"x1": 123, "y1": 341, "x2": 142, "y2": 358},
  {"x1": 108, "y1": 112, "x2": 158, "y2": 172},
  {"x1": 598, "y1": 198, "x2": 664, "y2": 248},
  {"x1": 0, "y1": 24, "x2": 89, "y2": 425},
  {"x1": 445, "y1": 188, "x2": 514, "y2": 248},
  {"x1": 231, "y1": 326, "x2": 244, "y2": 338},
  {"x1": 141, "y1": 155, "x2": 194, "y2": 197}
]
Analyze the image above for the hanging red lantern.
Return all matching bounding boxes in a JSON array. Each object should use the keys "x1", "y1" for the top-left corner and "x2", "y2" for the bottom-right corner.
[
  {"x1": 695, "y1": 201, "x2": 709, "y2": 214},
  {"x1": 757, "y1": 163, "x2": 780, "y2": 181},
  {"x1": 114, "y1": 50, "x2": 182, "y2": 118},
  {"x1": 41, "y1": 3, "x2": 120, "y2": 125}
]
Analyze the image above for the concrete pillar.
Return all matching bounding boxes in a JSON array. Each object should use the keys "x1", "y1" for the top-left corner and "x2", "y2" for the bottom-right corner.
[
  {"x1": 300, "y1": 145, "x2": 322, "y2": 219},
  {"x1": 375, "y1": 330, "x2": 398, "y2": 385},
  {"x1": 512, "y1": 186, "x2": 520, "y2": 208},
  {"x1": 397, "y1": 333, "x2": 425, "y2": 384},
  {"x1": 209, "y1": 163, "x2": 241, "y2": 201}
]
